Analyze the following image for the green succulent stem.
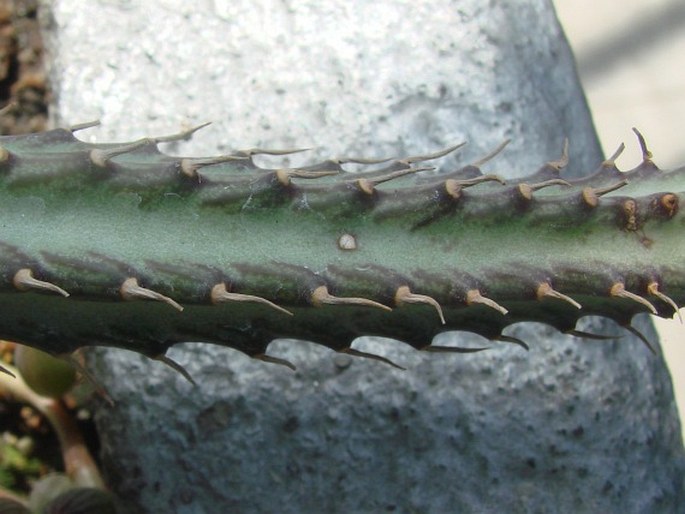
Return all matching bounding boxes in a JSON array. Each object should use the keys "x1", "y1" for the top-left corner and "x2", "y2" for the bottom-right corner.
[{"x1": 0, "y1": 125, "x2": 681, "y2": 371}]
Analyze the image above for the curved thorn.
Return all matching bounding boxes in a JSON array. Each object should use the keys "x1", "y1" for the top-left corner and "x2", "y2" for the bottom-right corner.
[
  {"x1": 466, "y1": 289, "x2": 508, "y2": 315},
  {"x1": 342, "y1": 348, "x2": 405, "y2": 370},
  {"x1": 153, "y1": 354, "x2": 197, "y2": 386},
  {"x1": 180, "y1": 154, "x2": 250, "y2": 178},
  {"x1": 518, "y1": 179, "x2": 571, "y2": 200},
  {"x1": 91, "y1": 123, "x2": 212, "y2": 167},
  {"x1": 536, "y1": 282, "x2": 581, "y2": 309},
  {"x1": 582, "y1": 180, "x2": 630, "y2": 207},
  {"x1": 404, "y1": 141, "x2": 467, "y2": 164},
  {"x1": 530, "y1": 178, "x2": 572, "y2": 191},
  {"x1": 284, "y1": 169, "x2": 339, "y2": 179},
  {"x1": 567, "y1": 329, "x2": 621, "y2": 341},
  {"x1": 631, "y1": 127, "x2": 653, "y2": 162},
  {"x1": 610, "y1": 283, "x2": 657, "y2": 315},
  {"x1": 458, "y1": 174, "x2": 506, "y2": 187},
  {"x1": 254, "y1": 353, "x2": 297, "y2": 371},
  {"x1": 13, "y1": 269, "x2": 69, "y2": 297},
  {"x1": 211, "y1": 283, "x2": 293, "y2": 316},
  {"x1": 336, "y1": 155, "x2": 393, "y2": 165},
  {"x1": 120, "y1": 277, "x2": 184, "y2": 312},
  {"x1": 154, "y1": 121, "x2": 212, "y2": 143},
  {"x1": 647, "y1": 282, "x2": 682, "y2": 323},
  {"x1": 422, "y1": 345, "x2": 489, "y2": 354},
  {"x1": 311, "y1": 285, "x2": 392, "y2": 311},
  {"x1": 395, "y1": 285, "x2": 445, "y2": 324},
  {"x1": 69, "y1": 120, "x2": 101, "y2": 133},
  {"x1": 495, "y1": 335, "x2": 529, "y2": 351},
  {"x1": 623, "y1": 324, "x2": 656, "y2": 355},
  {"x1": 603, "y1": 142, "x2": 626, "y2": 166},
  {"x1": 243, "y1": 147, "x2": 311, "y2": 157},
  {"x1": 298, "y1": 160, "x2": 344, "y2": 173},
  {"x1": 594, "y1": 180, "x2": 629, "y2": 197},
  {"x1": 90, "y1": 140, "x2": 150, "y2": 167},
  {"x1": 276, "y1": 168, "x2": 338, "y2": 186},
  {"x1": 353, "y1": 166, "x2": 432, "y2": 194},
  {"x1": 546, "y1": 138, "x2": 569, "y2": 170},
  {"x1": 472, "y1": 139, "x2": 510, "y2": 167}
]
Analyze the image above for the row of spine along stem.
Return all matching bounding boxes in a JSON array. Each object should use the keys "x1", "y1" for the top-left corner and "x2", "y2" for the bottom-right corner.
[{"x1": 0, "y1": 121, "x2": 680, "y2": 375}]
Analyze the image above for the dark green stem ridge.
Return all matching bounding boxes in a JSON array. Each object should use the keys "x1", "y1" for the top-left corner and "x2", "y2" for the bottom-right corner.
[{"x1": 0, "y1": 125, "x2": 681, "y2": 371}]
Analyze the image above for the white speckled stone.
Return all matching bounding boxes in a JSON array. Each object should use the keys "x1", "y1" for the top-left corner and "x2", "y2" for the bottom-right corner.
[
  {"x1": 40, "y1": 0, "x2": 684, "y2": 512},
  {"x1": 45, "y1": 0, "x2": 600, "y2": 176}
]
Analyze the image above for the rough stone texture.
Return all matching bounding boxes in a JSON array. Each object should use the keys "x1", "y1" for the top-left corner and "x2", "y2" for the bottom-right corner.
[{"x1": 40, "y1": 0, "x2": 685, "y2": 513}]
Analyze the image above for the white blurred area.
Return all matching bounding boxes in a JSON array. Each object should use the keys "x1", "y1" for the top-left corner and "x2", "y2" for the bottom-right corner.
[{"x1": 554, "y1": 0, "x2": 685, "y2": 436}]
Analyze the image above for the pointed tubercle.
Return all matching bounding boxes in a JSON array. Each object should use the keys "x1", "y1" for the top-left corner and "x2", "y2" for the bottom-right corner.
[
  {"x1": 466, "y1": 289, "x2": 508, "y2": 315},
  {"x1": 610, "y1": 283, "x2": 657, "y2": 315},
  {"x1": 13, "y1": 269, "x2": 69, "y2": 297},
  {"x1": 536, "y1": 282, "x2": 581, "y2": 309},
  {"x1": 632, "y1": 127, "x2": 653, "y2": 163},
  {"x1": 647, "y1": 282, "x2": 682, "y2": 323},
  {"x1": 90, "y1": 123, "x2": 212, "y2": 167},
  {"x1": 581, "y1": 180, "x2": 629, "y2": 208},
  {"x1": 603, "y1": 142, "x2": 625, "y2": 167},
  {"x1": 457, "y1": 174, "x2": 506, "y2": 187},
  {"x1": 211, "y1": 283, "x2": 293, "y2": 316},
  {"x1": 395, "y1": 285, "x2": 445, "y2": 324},
  {"x1": 354, "y1": 166, "x2": 432, "y2": 195},
  {"x1": 154, "y1": 121, "x2": 212, "y2": 143},
  {"x1": 311, "y1": 285, "x2": 392, "y2": 311},
  {"x1": 518, "y1": 179, "x2": 571, "y2": 200},
  {"x1": 546, "y1": 138, "x2": 569, "y2": 171},
  {"x1": 120, "y1": 277, "x2": 184, "y2": 312},
  {"x1": 90, "y1": 140, "x2": 150, "y2": 167},
  {"x1": 180, "y1": 154, "x2": 249, "y2": 179}
]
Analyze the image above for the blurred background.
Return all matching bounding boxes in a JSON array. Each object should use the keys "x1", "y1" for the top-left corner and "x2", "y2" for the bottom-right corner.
[{"x1": 554, "y1": 0, "x2": 685, "y2": 436}]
